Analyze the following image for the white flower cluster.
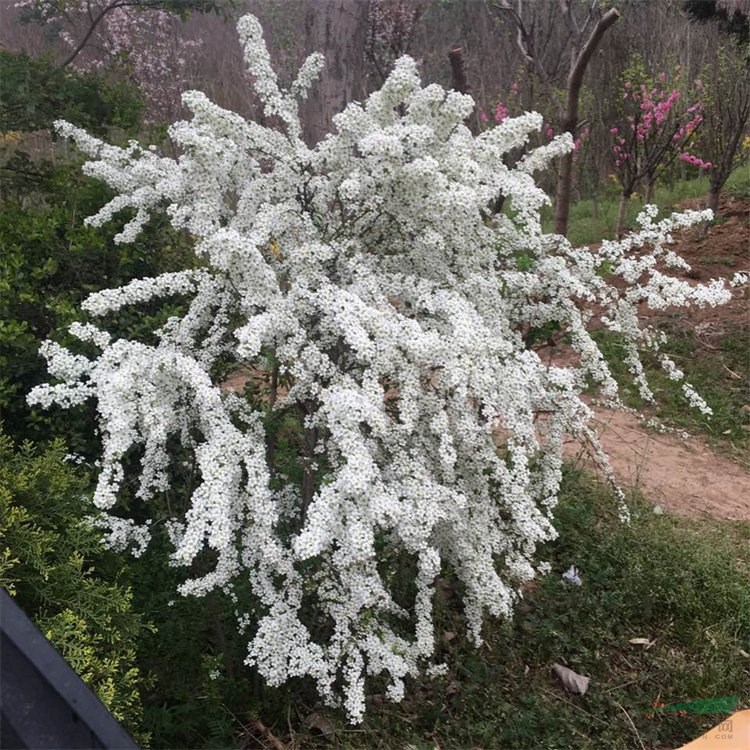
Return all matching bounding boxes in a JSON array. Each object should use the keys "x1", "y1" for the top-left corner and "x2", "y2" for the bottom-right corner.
[{"x1": 29, "y1": 15, "x2": 731, "y2": 723}]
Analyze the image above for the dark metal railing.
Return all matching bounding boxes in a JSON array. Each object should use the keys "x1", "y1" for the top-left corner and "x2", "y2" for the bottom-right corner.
[{"x1": 0, "y1": 587, "x2": 139, "y2": 750}]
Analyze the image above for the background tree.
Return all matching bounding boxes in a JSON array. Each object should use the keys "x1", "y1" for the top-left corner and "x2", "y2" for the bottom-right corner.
[
  {"x1": 696, "y1": 44, "x2": 750, "y2": 214},
  {"x1": 684, "y1": 0, "x2": 750, "y2": 48},
  {"x1": 15, "y1": 0, "x2": 234, "y2": 120},
  {"x1": 486, "y1": 0, "x2": 620, "y2": 236},
  {"x1": 299, "y1": 0, "x2": 371, "y2": 145},
  {"x1": 366, "y1": 0, "x2": 427, "y2": 87},
  {"x1": 16, "y1": 0, "x2": 232, "y2": 68},
  {"x1": 609, "y1": 64, "x2": 708, "y2": 236}
]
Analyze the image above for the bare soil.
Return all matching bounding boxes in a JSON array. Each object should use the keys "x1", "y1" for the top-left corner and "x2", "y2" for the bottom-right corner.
[{"x1": 564, "y1": 407, "x2": 750, "y2": 521}]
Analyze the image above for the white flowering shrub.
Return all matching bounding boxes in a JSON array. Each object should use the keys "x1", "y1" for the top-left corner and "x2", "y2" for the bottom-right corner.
[{"x1": 29, "y1": 15, "x2": 732, "y2": 722}]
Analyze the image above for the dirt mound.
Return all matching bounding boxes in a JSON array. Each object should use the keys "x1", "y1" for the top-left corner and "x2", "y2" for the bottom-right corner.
[{"x1": 663, "y1": 193, "x2": 750, "y2": 331}]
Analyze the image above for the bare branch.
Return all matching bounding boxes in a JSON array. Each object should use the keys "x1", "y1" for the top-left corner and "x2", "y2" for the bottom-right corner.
[{"x1": 489, "y1": 0, "x2": 549, "y2": 83}]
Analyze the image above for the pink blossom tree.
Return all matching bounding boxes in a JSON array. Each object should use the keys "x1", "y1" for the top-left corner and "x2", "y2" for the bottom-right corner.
[{"x1": 610, "y1": 67, "x2": 709, "y2": 237}]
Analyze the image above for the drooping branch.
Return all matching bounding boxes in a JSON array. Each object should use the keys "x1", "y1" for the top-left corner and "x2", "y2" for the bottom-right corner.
[{"x1": 58, "y1": 0, "x2": 119, "y2": 68}]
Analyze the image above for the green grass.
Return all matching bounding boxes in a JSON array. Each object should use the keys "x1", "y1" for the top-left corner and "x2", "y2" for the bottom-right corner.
[
  {"x1": 594, "y1": 325, "x2": 750, "y2": 463},
  {"x1": 544, "y1": 169, "x2": 749, "y2": 246},
  {"x1": 255, "y1": 470, "x2": 750, "y2": 750}
]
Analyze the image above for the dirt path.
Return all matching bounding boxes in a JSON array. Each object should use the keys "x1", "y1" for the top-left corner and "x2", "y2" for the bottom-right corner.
[{"x1": 565, "y1": 406, "x2": 750, "y2": 522}]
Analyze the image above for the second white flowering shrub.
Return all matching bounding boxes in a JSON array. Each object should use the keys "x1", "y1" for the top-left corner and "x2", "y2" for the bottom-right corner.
[{"x1": 30, "y1": 15, "x2": 731, "y2": 722}]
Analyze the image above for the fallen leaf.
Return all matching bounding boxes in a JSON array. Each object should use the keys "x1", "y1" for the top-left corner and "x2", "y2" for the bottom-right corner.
[
  {"x1": 306, "y1": 712, "x2": 335, "y2": 737},
  {"x1": 628, "y1": 637, "x2": 656, "y2": 649},
  {"x1": 739, "y1": 649, "x2": 750, "y2": 658},
  {"x1": 553, "y1": 663, "x2": 590, "y2": 695},
  {"x1": 445, "y1": 680, "x2": 461, "y2": 697}
]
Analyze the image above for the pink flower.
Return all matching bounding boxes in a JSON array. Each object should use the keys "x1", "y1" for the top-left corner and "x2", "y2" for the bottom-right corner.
[
  {"x1": 479, "y1": 110, "x2": 489, "y2": 124},
  {"x1": 494, "y1": 102, "x2": 508, "y2": 123}
]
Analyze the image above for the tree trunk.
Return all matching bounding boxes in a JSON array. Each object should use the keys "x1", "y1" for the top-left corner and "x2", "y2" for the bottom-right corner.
[
  {"x1": 554, "y1": 8, "x2": 620, "y2": 236},
  {"x1": 448, "y1": 46, "x2": 478, "y2": 133},
  {"x1": 300, "y1": 0, "x2": 370, "y2": 146},
  {"x1": 616, "y1": 190, "x2": 631, "y2": 238},
  {"x1": 707, "y1": 185, "x2": 720, "y2": 216},
  {"x1": 701, "y1": 185, "x2": 721, "y2": 238},
  {"x1": 645, "y1": 177, "x2": 656, "y2": 204}
]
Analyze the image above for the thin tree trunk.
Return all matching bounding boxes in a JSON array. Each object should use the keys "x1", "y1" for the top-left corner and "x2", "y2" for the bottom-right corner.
[
  {"x1": 265, "y1": 361, "x2": 279, "y2": 474},
  {"x1": 207, "y1": 595, "x2": 235, "y2": 681},
  {"x1": 300, "y1": 0, "x2": 370, "y2": 146},
  {"x1": 299, "y1": 399, "x2": 319, "y2": 528},
  {"x1": 707, "y1": 185, "x2": 720, "y2": 216},
  {"x1": 448, "y1": 46, "x2": 478, "y2": 133},
  {"x1": 554, "y1": 8, "x2": 620, "y2": 236},
  {"x1": 616, "y1": 190, "x2": 631, "y2": 238},
  {"x1": 645, "y1": 177, "x2": 656, "y2": 204}
]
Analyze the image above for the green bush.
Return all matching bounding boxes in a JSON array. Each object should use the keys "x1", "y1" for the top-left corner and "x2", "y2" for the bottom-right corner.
[
  {"x1": 0, "y1": 50, "x2": 143, "y2": 135},
  {"x1": 0, "y1": 431, "x2": 152, "y2": 741},
  {"x1": 0, "y1": 161, "x2": 196, "y2": 448}
]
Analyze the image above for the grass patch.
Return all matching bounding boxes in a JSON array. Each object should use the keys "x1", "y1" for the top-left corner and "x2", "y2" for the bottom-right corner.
[
  {"x1": 121, "y1": 471, "x2": 750, "y2": 749},
  {"x1": 324, "y1": 469, "x2": 750, "y2": 750},
  {"x1": 544, "y1": 170, "x2": 748, "y2": 246},
  {"x1": 725, "y1": 167, "x2": 750, "y2": 200},
  {"x1": 594, "y1": 326, "x2": 750, "y2": 463}
]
